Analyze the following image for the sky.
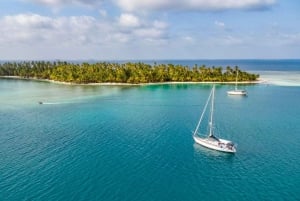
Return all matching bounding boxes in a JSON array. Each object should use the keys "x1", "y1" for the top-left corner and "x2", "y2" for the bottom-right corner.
[{"x1": 0, "y1": 0, "x2": 299, "y2": 60}]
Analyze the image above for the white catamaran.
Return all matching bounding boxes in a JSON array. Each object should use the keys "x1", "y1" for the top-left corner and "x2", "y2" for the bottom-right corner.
[
  {"x1": 227, "y1": 71, "x2": 247, "y2": 95},
  {"x1": 193, "y1": 85, "x2": 236, "y2": 153}
]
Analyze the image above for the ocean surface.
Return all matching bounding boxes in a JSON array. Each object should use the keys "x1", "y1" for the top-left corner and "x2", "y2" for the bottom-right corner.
[{"x1": 0, "y1": 60, "x2": 300, "y2": 201}]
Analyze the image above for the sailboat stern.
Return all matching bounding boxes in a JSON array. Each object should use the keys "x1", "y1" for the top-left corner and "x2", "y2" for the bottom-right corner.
[{"x1": 218, "y1": 138, "x2": 236, "y2": 153}]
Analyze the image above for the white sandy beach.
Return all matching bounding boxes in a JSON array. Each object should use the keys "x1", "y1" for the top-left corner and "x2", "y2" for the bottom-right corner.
[{"x1": 0, "y1": 76, "x2": 264, "y2": 86}]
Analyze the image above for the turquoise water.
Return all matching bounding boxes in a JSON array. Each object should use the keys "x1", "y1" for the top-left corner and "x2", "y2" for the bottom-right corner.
[{"x1": 1, "y1": 70, "x2": 300, "y2": 200}]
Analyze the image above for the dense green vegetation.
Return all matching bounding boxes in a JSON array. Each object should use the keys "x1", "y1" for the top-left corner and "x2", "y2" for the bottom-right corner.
[{"x1": 0, "y1": 61, "x2": 259, "y2": 84}]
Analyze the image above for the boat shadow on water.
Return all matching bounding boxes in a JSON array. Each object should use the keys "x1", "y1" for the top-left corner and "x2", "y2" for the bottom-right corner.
[{"x1": 227, "y1": 93, "x2": 248, "y2": 99}]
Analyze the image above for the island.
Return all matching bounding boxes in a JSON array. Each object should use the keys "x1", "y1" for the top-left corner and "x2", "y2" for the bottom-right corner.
[{"x1": 0, "y1": 61, "x2": 259, "y2": 84}]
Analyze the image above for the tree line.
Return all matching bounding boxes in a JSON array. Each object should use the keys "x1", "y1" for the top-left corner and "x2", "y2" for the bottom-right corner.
[{"x1": 0, "y1": 61, "x2": 259, "y2": 84}]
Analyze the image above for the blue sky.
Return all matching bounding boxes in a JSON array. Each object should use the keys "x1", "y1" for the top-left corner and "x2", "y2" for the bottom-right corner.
[{"x1": 0, "y1": 0, "x2": 299, "y2": 60}]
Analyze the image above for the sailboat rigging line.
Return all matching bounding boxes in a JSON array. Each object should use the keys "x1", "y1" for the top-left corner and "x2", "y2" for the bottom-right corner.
[
  {"x1": 193, "y1": 86, "x2": 214, "y2": 136},
  {"x1": 209, "y1": 85, "x2": 215, "y2": 137}
]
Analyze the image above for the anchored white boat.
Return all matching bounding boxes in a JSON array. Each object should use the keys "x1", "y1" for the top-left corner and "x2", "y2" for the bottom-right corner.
[
  {"x1": 227, "y1": 71, "x2": 247, "y2": 96},
  {"x1": 193, "y1": 85, "x2": 236, "y2": 153}
]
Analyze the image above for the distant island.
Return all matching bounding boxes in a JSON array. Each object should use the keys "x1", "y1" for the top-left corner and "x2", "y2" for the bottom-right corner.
[{"x1": 0, "y1": 61, "x2": 259, "y2": 84}]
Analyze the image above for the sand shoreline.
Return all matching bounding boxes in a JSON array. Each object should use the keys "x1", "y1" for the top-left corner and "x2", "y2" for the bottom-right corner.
[{"x1": 0, "y1": 76, "x2": 265, "y2": 86}]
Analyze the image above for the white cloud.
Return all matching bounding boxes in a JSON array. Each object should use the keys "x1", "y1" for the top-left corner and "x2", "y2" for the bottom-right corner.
[
  {"x1": 214, "y1": 20, "x2": 225, "y2": 29},
  {"x1": 116, "y1": 13, "x2": 168, "y2": 40},
  {"x1": 0, "y1": 13, "x2": 169, "y2": 59},
  {"x1": 270, "y1": 33, "x2": 300, "y2": 46},
  {"x1": 115, "y1": 0, "x2": 276, "y2": 12},
  {"x1": 118, "y1": 13, "x2": 141, "y2": 27},
  {"x1": 3, "y1": 13, "x2": 53, "y2": 29},
  {"x1": 133, "y1": 28, "x2": 164, "y2": 39},
  {"x1": 283, "y1": 33, "x2": 300, "y2": 45},
  {"x1": 99, "y1": 9, "x2": 107, "y2": 17},
  {"x1": 0, "y1": 13, "x2": 109, "y2": 46},
  {"x1": 153, "y1": 20, "x2": 168, "y2": 29},
  {"x1": 182, "y1": 36, "x2": 194, "y2": 43},
  {"x1": 28, "y1": 0, "x2": 102, "y2": 7},
  {"x1": 28, "y1": 0, "x2": 276, "y2": 12},
  {"x1": 221, "y1": 35, "x2": 244, "y2": 45},
  {"x1": 116, "y1": 0, "x2": 170, "y2": 12}
]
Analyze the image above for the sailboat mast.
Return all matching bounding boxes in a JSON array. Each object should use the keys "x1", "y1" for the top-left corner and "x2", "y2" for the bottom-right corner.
[
  {"x1": 209, "y1": 85, "x2": 215, "y2": 136},
  {"x1": 235, "y1": 70, "x2": 238, "y2": 90}
]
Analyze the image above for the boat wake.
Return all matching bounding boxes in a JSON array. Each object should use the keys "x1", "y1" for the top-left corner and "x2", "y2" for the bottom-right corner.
[
  {"x1": 42, "y1": 102, "x2": 62, "y2": 105},
  {"x1": 39, "y1": 102, "x2": 76, "y2": 105}
]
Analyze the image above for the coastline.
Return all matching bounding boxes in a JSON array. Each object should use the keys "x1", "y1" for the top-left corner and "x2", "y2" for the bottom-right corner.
[
  {"x1": 0, "y1": 76, "x2": 267, "y2": 86},
  {"x1": 0, "y1": 76, "x2": 265, "y2": 86}
]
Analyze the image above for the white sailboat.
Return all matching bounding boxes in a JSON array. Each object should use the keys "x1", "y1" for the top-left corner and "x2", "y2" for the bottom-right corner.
[
  {"x1": 227, "y1": 71, "x2": 247, "y2": 95},
  {"x1": 193, "y1": 85, "x2": 236, "y2": 153}
]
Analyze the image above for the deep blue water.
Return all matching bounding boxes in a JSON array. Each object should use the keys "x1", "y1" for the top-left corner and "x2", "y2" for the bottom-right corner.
[{"x1": 1, "y1": 60, "x2": 300, "y2": 201}]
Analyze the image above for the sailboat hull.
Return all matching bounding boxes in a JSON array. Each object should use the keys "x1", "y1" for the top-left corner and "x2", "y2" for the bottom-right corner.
[
  {"x1": 227, "y1": 90, "x2": 247, "y2": 95},
  {"x1": 193, "y1": 135, "x2": 236, "y2": 153},
  {"x1": 227, "y1": 70, "x2": 247, "y2": 95}
]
